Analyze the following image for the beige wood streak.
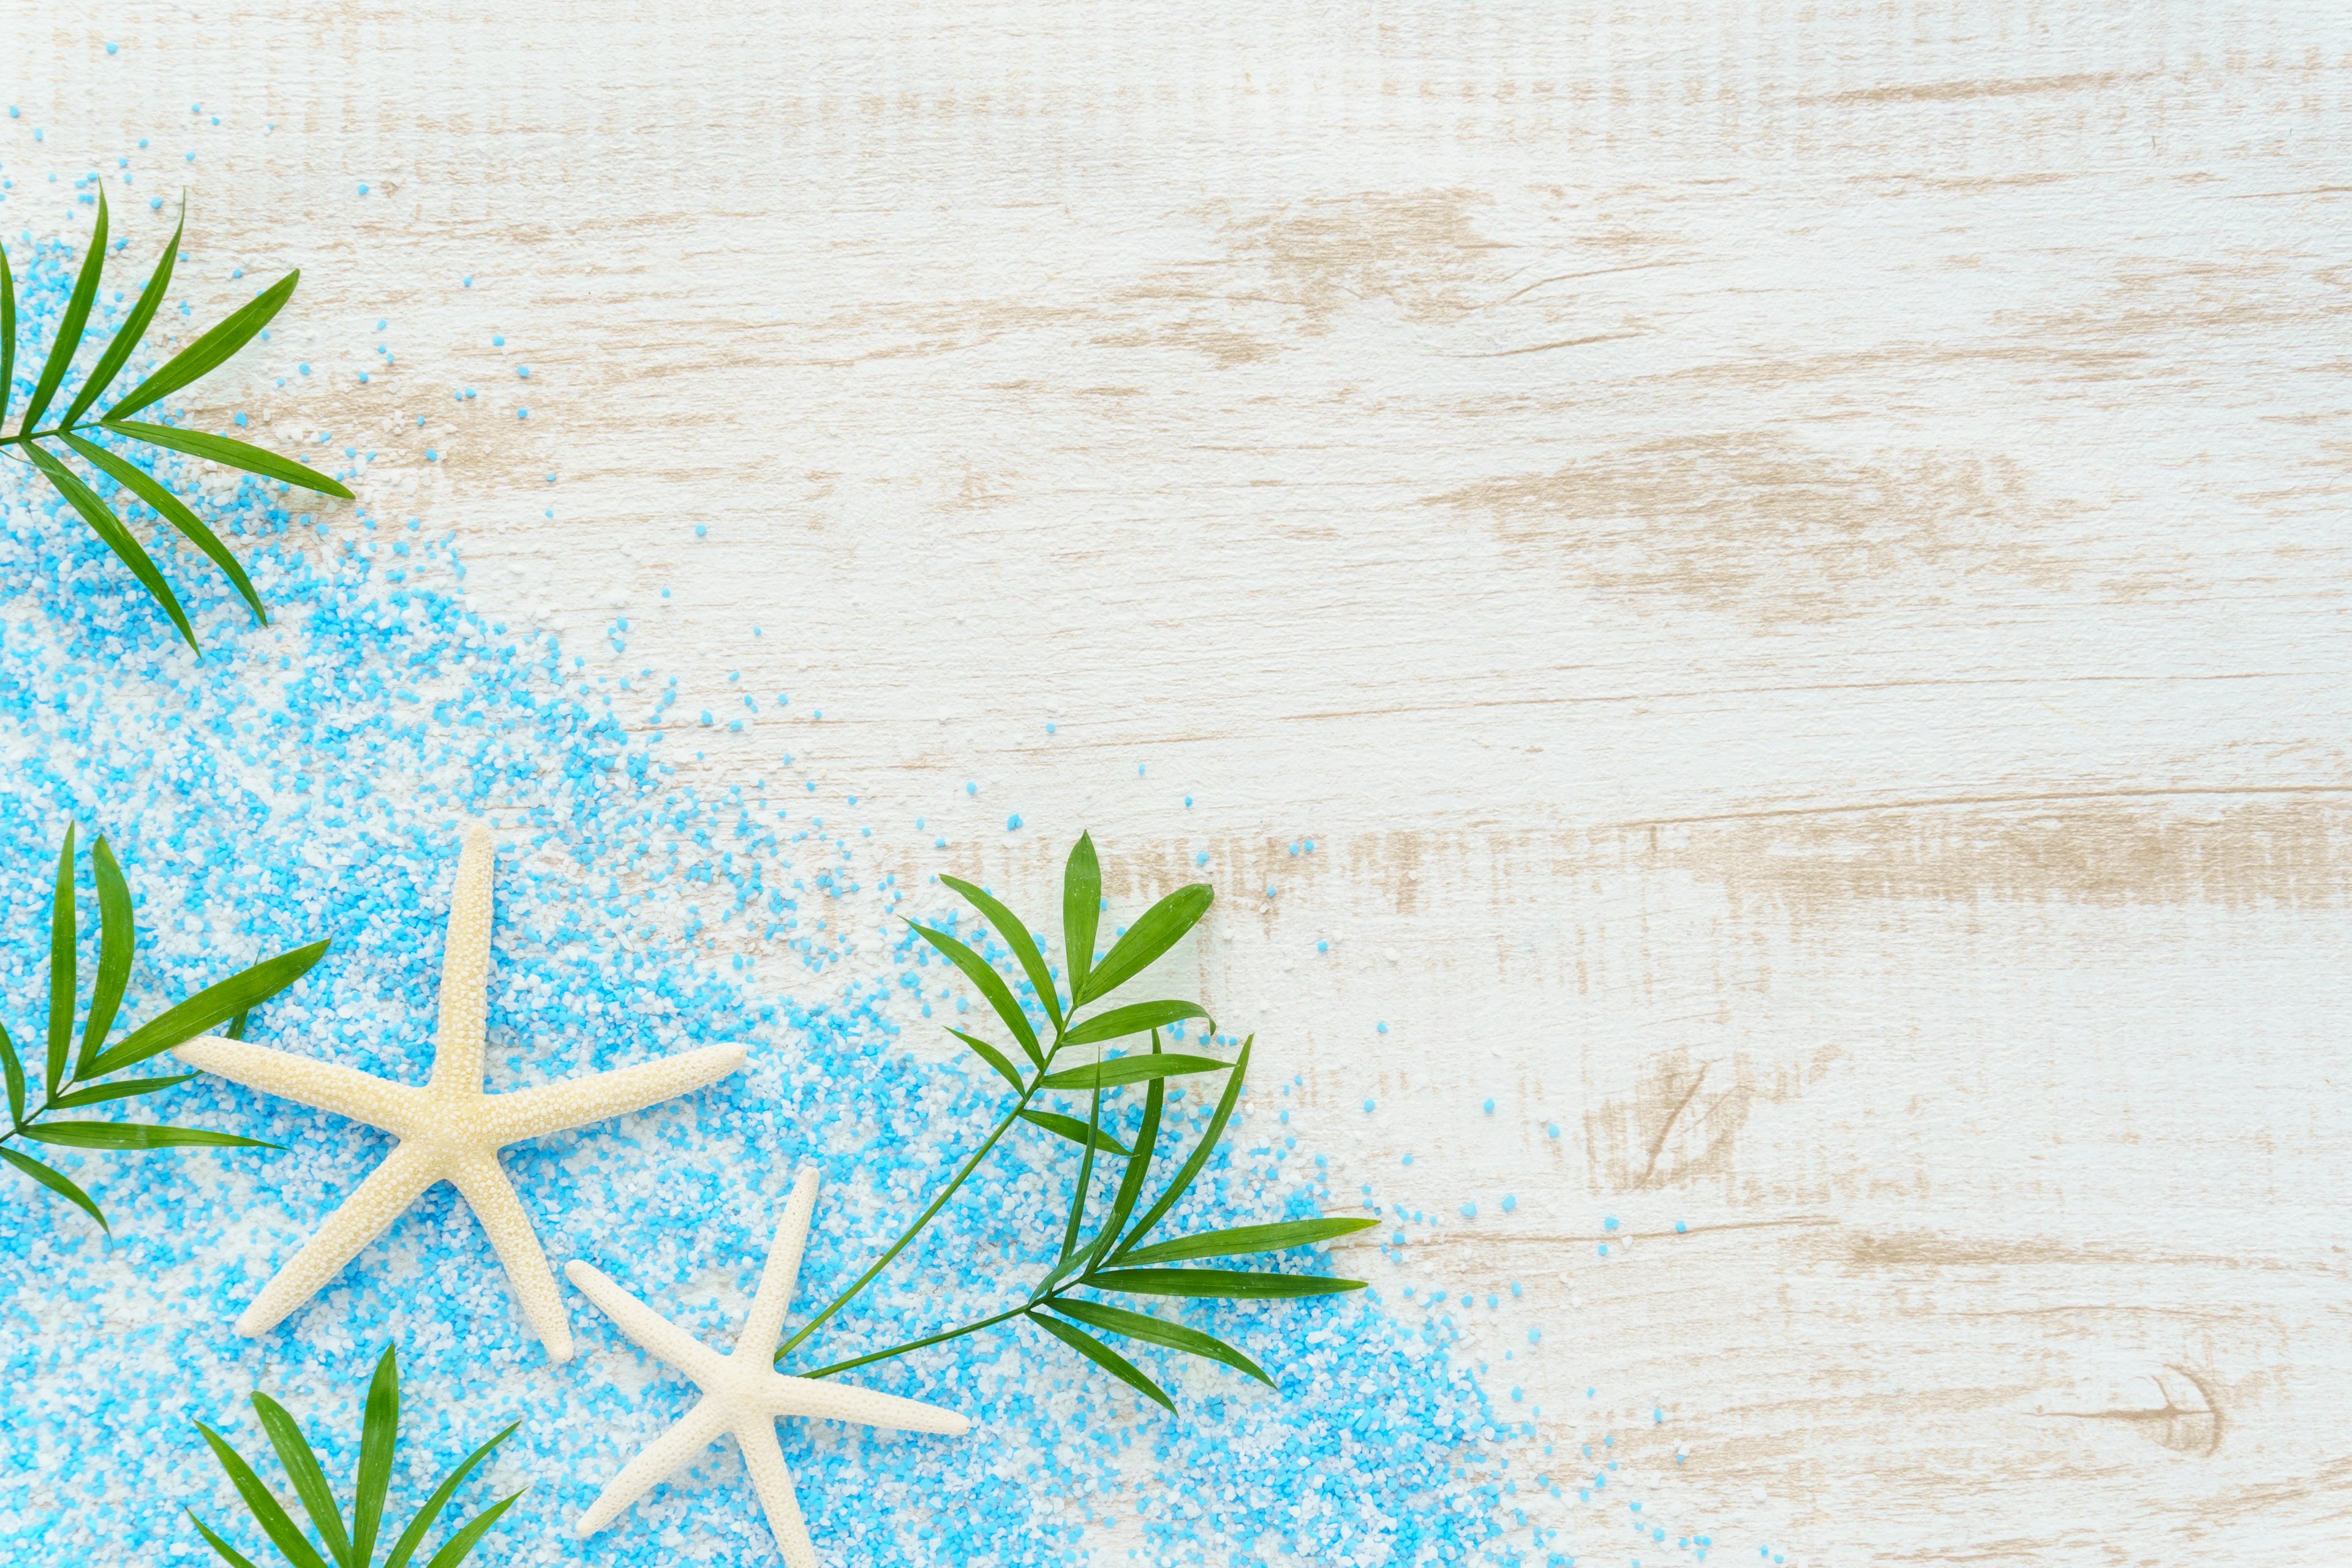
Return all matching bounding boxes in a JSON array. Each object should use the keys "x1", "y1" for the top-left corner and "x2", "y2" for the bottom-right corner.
[{"x1": 9, "y1": 2, "x2": 2352, "y2": 1563}]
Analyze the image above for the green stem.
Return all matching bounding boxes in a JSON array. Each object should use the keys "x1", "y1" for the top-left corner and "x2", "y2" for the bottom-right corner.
[
  {"x1": 1057, "y1": 1046, "x2": 1104, "y2": 1264},
  {"x1": 775, "y1": 1015, "x2": 1071, "y2": 1365},
  {"x1": 798, "y1": 1302, "x2": 1035, "y2": 1381},
  {"x1": 1, "y1": 424, "x2": 80, "y2": 447}
]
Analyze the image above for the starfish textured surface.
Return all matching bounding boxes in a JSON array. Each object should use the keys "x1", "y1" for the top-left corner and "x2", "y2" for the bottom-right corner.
[
  {"x1": 569, "y1": 1166, "x2": 971, "y2": 1566},
  {"x1": 175, "y1": 823, "x2": 746, "y2": 1362}
]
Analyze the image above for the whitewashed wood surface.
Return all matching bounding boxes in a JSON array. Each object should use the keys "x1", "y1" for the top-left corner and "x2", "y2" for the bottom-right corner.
[{"x1": 9, "y1": 3, "x2": 2352, "y2": 1564}]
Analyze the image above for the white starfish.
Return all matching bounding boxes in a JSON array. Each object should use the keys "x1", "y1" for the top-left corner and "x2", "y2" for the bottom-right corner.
[
  {"x1": 567, "y1": 1166, "x2": 971, "y2": 1566},
  {"x1": 176, "y1": 823, "x2": 746, "y2": 1362}
]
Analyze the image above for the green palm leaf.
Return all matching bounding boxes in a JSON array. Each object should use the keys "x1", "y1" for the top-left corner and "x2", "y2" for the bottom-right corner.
[
  {"x1": 61, "y1": 198, "x2": 183, "y2": 431},
  {"x1": 1111, "y1": 1035, "x2": 1253, "y2": 1262},
  {"x1": 107, "y1": 268, "x2": 297, "y2": 423},
  {"x1": 380, "y1": 1422, "x2": 519, "y2": 1568},
  {"x1": 1018, "y1": 1108, "x2": 1131, "y2": 1156},
  {"x1": 187, "y1": 1509, "x2": 268, "y2": 1568},
  {"x1": 43, "y1": 827, "x2": 76, "y2": 1095},
  {"x1": 20, "y1": 1121, "x2": 271, "y2": 1150},
  {"x1": 193, "y1": 1423, "x2": 333, "y2": 1568},
  {"x1": 77, "y1": 835, "x2": 136, "y2": 1077},
  {"x1": 26, "y1": 443, "x2": 198, "y2": 650},
  {"x1": 948, "y1": 1028, "x2": 1023, "y2": 1095},
  {"x1": 1076, "y1": 883, "x2": 1212, "y2": 1005},
  {"x1": 250, "y1": 1391, "x2": 355, "y2": 1567},
  {"x1": 352, "y1": 1348, "x2": 400, "y2": 1567},
  {"x1": 0, "y1": 1146, "x2": 107, "y2": 1232},
  {"x1": 1, "y1": 236, "x2": 17, "y2": 429},
  {"x1": 1061, "y1": 1000, "x2": 1209, "y2": 1046},
  {"x1": 1117, "y1": 1217, "x2": 1379, "y2": 1268},
  {"x1": 65, "y1": 433, "x2": 268, "y2": 624},
  {"x1": 1036, "y1": 1052, "x2": 1227, "y2": 1093},
  {"x1": 104, "y1": 420, "x2": 354, "y2": 499},
  {"x1": 941, "y1": 874, "x2": 1063, "y2": 1030},
  {"x1": 191, "y1": 1347, "x2": 522, "y2": 1568},
  {"x1": 417, "y1": 1491, "x2": 524, "y2": 1568},
  {"x1": 1050, "y1": 1299, "x2": 1272, "y2": 1386},
  {"x1": 19, "y1": 186, "x2": 108, "y2": 434},
  {"x1": 1029, "y1": 1310, "x2": 1174, "y2": 1412},
  {"x1": 910, "y1": 920, "x2": 1040, "y2": 1066},
  {"x1": 1062, "y1": 833, "x2": 1102, "y2": 999},
  {"x1": 1088, "y1": 1267, "x2": 1367, "y2": 1300},
  {"x1": 96, "y1": 935, "x2": 330, "y2": 1075}
]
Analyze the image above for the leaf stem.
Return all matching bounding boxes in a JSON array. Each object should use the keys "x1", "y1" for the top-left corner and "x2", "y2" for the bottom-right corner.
[
  {"x1": 0, "y1": 422, "x2": 85, "y2": 447},
  {"x1": 797, "y1": 1302, "x2": 1035, "y2": 1381},
  {"x1": 774, "y1": 1022, "x2": 1066, "y2": 1365}
]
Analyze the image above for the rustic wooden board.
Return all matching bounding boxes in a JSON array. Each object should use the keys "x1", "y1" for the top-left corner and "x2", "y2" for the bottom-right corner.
[{"x1": 7, "y1": 2, "x2": 2350, "y2": 1563}]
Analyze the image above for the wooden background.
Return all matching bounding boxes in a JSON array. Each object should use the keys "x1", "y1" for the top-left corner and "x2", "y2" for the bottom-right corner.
[{"x1": 8, "y1": 3, "x2": 2351, "y2": 1563}]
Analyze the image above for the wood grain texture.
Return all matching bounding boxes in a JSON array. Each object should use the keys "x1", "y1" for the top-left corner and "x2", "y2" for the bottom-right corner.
[{"x1": 7, "y1": 3, "x2": 2351, "y2": 1563}]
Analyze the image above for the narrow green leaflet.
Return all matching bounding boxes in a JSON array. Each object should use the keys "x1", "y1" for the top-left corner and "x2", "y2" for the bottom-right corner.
[
  {"x1": 1076, "y1": 882, "x2": 1213, "y2": 1005},
  {"x1": 21, "y1": 1121, "x2": 271, "y2": 1150},
  {"x1": 107, "y1": 268, "x2": 298, "y2": 423},
  {"x1": 187, "y1": 1510, "x2": 268, "y2": 1568},
  {"x1": 1117, "y1": 1217, "x2": 1379, "y2": 1268},
  {"x1": 1, "y1": 237, "x2": 16, "y2": 428},
  {"x1": 19, "y1": 186, "x2": 108, "y2": 434},
  {"x1": 102, "y1": 420, "x2": 356, "y2": 499},
  {"x1": 909, "y1": 921, "x2": 1040, "y2": 1066},
  {"x1": 1036, "y1": 1053, "x2": 1229, "y2": 1093},
  {"x1": 1061, "y1": 1000, "x2": 1209, "y2": 1047},
  {"x1": 193, "y1": 1346, "x2": 521, "y2": 1568},
  {"x1": 1020, "y1": 1108, "x2": 1131, "y2": 1157},
  {"x1": 1090, "y1": 1267, "x2": 1367, "y2": 1300},
  {"x1": 48, "y1": 1071, "x2": 197, "y2": 1109},
  {"x1": 726, "y1": 834, "x2": 1363, "y2": 1419},
  {"x1": 250, "y1": 1391, "x2": 355, "y2": 1568},
  {"x1": 1063, "y1": 832, "x2": 1102, "y2": 1000},
  {"x1": 352, "y1": 1348, "x2": 401, "y2": 1568},
  {"x1": 947, "y1": 1028, "x2": 1023, "y2": 1095},
  {"x1": 77, "y1": 835, "x2": 136, "y2": 1078},
  {"x1": 1029, "y1": 1310, "x2": 1174, "y2": 1412},
  {"x1": 1111, "y1": 1035, "x2": 1253, "y2": 1262},
  {"x1": 941, "y1": 874, "x2": 1062, "y2": 1030},
  {"x1": 381, "y1": 1423, "x2": 519, "y2": 1568},
  {"x1": 45, "y1": 827, "x2": 77, "y2": 1095},
  {"x1": 1098, "y1": 1034, "x2": 1166, "y2": 1253},
  {"x1": 95, "y1": 936, "x2": 330, "y2": 1076},
  {"x1": 26, "y1": 443, "x2": 198, "y2": 650},
  {"x1": 1051, "y1": 1299, "x2": 1273, "y2": 1386},
  {"x1": 0, "y1": 1146, "x2": 107, "y2": 1232},
  {"x1": 0, "y1": 1021, "x2": 24, "y2": 1123},
  {"x1": 194, "y1": 1423, "x2": 333, "y2": 1568},
  {"x1": 66, "y1": 433, "x2": 270, "y2": 624},
  {"x1": 61, "y1": 201, "x2": 183, "y2": 431},
  {"x1": 4, "y1": 834, "x2": 323, "y2": 1234},
  {"x1": 1058, "y1": 1085, "x2": 1106, "y2": 1264},
  {"x1": 418, "y1": 1491, "x2": 526, "y2": 1568}
]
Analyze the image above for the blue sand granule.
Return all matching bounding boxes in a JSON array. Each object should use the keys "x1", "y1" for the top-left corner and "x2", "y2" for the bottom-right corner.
[{"x1": 0, "y1": 225, "x2": 1594, "y2": 1566}]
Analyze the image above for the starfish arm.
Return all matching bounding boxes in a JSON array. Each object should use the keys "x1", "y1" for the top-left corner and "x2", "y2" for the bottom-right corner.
[
  {"x1": 429, "y1": 822, "x2": 496, "y2": 1094},
  {"x1": 572, "y1": 1397, "x2": 731, "y2": 1539},
  {"x1": 738, "y1": 1166, "x2": 821, "y2": 1357},
  {"x1": 565, "y1": 1260, "x2": 728, "y2": 1382},
  {"x1": 447, "y1": 1152, "x2": 574, "y2": 1363},
  {"x1": 487, "y1": 1042, "x2": 747, "y2": 1142},
  {"x1": 174, "y1": 1036, "x2": 420, "y2": 1135},
  {"x1": 236, "y1": 1141, "x2": 443, "y2": 1336},
  {"x1": 767, "y1": 1374, "x2": 971, "y2": 1436},
  {"x1": 735, "y1": 1418, "x2": 821, "y2": 1568}
]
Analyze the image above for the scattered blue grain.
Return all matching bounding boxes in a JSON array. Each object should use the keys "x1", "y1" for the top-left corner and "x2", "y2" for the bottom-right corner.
[{"x1": 0, "y1": 222, "x2": 1717, "y2": 1568}]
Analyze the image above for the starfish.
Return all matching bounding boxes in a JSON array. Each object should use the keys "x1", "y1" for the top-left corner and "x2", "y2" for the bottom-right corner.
[
  {"x1": 567, "y1": 1166, "x2": 970, "y2": 1566},
  {"x1": 176, "y1": 823, "x2": 746, "y2": 1362}
]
